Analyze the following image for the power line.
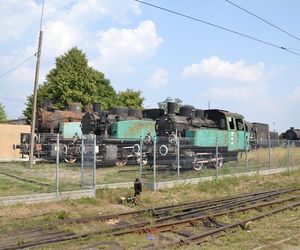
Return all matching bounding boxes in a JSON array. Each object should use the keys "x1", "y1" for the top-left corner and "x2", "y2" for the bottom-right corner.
[
  {"x1": 0, "y1": 95, "x2": 26, "y2": 104},
  {"x1": 224, "y1": 0, "x2": 300, "y2": 42},
  {"x1": 133, "y1": 0, "x2": 300, "y2": 57},
  {"x1": 0, "y1": 54, "x2": 36, "y2": 79},
  {"x1": 0, "y1": 1, "x2": 44, "y2": 80}
]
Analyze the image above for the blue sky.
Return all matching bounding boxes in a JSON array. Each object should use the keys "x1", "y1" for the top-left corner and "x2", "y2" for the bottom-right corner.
[{"x1": 0, "y1": 0, "x2": 300, "y2": 133}]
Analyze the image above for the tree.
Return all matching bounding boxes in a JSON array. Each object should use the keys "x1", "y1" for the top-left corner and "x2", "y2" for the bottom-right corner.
[
  {"x1": 0, "y1": 103, "x2": 7, "y2": 122},
  {"x1": 158, "y1": 97, "x2": 182, "y2": 112},
  {"x1": 117, "y1": 89, "x2": 145, "y2": 109},
  {"x1": 23, "y1": 47, "x2": 118, "y2": 123}
]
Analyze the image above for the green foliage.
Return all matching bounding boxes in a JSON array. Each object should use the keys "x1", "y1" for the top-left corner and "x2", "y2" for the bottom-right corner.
[
  {"x1": 23, "y1": 47, "x2": 118, "y2": 123},
  {"x1": 158, "y1": 97, "x2": 182, "y2": 112},
  {"x1": 117, "y1": 89, "x2": 145, "y2": 109},
  {"x1": 55, "y1": 210, "x2": 71, "y2": 220},
  {"x1": 0, "y1": 103, "x2": 7, "y2": 122}
]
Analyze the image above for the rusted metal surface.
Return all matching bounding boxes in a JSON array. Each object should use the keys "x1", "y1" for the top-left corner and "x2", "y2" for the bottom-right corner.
[{"x1": 36, "y1": 108, "x2": 83, "y2": 133}]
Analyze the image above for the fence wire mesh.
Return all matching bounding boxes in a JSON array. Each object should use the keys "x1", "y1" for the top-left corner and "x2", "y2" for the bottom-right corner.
[{"x1": 1, "y1": 131, "x2": 300, "y2": 197}]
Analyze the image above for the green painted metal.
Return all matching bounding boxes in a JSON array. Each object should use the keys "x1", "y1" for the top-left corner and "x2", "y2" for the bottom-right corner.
[
  {"x1": 186, "y1": 119, "x2": 249, "y2": 152},
  {"x1": 110, "y1": 120, "x2": 156, "y2": 139},
  {"x1": 227, "y1": 130, "x2": 238, "y2": 151},
  {"x1": 185, "y1": 128, "x2": 228, "y2": 148},
  {"x1": 59, "y1": 122, "x2": 82, "y2": 138}
]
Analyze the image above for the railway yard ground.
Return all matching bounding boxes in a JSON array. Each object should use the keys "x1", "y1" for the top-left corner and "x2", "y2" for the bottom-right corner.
[{"x1": 0, "y1": 168, "x2": 300, "y2": 249}]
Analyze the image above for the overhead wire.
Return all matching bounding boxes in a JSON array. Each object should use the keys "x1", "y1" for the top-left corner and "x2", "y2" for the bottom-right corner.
[
  {"x1": 224, "y1": 0, "x2": 300, "y2": 42},
  {"x1": 0, "y1": 95, "x2": 26, "y2": 104},
  {"x1": 0, "y1": 54, "x2": 36, "y2": 79},
  {"x1": 133, "y1": 0, "x2": 300, "y2": 57},
  {"x1": 0, "y1": 0, "x2": 45, "y2": 81}
]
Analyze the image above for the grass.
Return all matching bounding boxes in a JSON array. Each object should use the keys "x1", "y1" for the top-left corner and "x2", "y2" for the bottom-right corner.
[{"x1": 0, "y1": 169, "x2": 300, "y2": 248}]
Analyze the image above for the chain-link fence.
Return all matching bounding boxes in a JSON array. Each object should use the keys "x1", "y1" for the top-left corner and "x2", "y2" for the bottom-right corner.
[
  {"x1": 1, "y1": 132, "x2": 300, "y2": 198},
  {"x1": 0, "y1": 132, "x2": 94, "y2": 198}
]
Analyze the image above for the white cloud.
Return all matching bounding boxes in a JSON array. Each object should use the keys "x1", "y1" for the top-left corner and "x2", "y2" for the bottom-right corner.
[
  {"x1": 0, "y1": 0, "x2": 146, "y2": 119},
  {"x1": 92, "y1": 20, "x2": 163, "y2": 72},
  {"x1": 145, "y1": 68, "x2": 168, "y2": 89},
  {"x1": 42, "y1": 20, "x2": 83, "y2": 58},
  {"x1": 0, "y1": 0, "x2": 40, "y2": 43},
  {"x1": 182, "y1": 56, "x2": 265, "y2": 82},
  {"x1": 288, "y1": 86, "x2": 300, "y2": 102},
  {"x1": 43, "y1": 0, "x2": 141, "y2": 26}
]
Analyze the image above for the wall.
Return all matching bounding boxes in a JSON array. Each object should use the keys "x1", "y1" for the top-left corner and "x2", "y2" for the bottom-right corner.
[{"x1": 0, "y1": 124, "x2": 30, "y2": 161}]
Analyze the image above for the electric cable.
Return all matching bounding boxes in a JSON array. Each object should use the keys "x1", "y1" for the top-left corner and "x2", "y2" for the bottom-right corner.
[
  {"x1": 134, "y1": 0, "x2": 300, "y2": 57},
  {"x1": 225, "y1": 0, "x2": 300, "y2": 42},
  {"x1": 0, "y1": 54, "x2": 36, "y2": 79}
]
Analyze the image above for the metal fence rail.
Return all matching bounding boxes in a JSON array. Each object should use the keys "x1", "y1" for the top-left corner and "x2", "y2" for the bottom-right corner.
[{"x1": 0, "y1": 133, "x2": 299, "y2": 198}]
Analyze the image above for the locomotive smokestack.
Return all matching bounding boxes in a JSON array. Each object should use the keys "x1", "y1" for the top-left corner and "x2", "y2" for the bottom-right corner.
[
  {"x1": 41, "y1": 99, "x2": 52, "y2": 108},
  {"x1": 67, "y1": 102, "x2": 81, "y2": 113},
  {"x1": 84, "y1": 104, "x2": 93, "y2": 113},
  {"x1": 93, "y1": 102, "x2": 102, "y2": 113},
  {"x1": 167, "y1": 102, "x2": 176, "y2": 114},
  {"x1": 195, "y1": 109, "x2": 204, "y2": 118}
]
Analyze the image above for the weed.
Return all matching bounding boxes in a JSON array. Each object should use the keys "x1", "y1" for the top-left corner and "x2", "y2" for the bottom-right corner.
[{"x1": 56, "y1": 210, "x2": 70, "y2": 220}]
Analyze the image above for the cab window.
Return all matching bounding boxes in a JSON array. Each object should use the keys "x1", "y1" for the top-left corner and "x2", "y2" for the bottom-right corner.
[
  {"x1": 228, "y1": 117, "x2": 235, "y2": 130},
  {"x1": 235, "y1": 118, "x2": 244, "y2": 131}
]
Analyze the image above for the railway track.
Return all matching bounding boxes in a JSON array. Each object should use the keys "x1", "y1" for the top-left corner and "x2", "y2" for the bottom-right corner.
[{"x1": 0, "y1": 187, "x2": 299, "y2": 249}]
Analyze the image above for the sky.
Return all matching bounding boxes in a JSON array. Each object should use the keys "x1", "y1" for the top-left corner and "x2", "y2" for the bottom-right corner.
[{"x1": 0, "y1": 0, "x2": 300, "y2": 133}]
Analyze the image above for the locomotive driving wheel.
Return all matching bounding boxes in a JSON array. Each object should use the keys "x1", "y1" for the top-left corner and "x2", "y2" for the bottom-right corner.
[
  {"x1": 192, "y1": 154, "x2": 204, "y2": 171},
  {"x1": 115, "y1": 158, "x2": 128, "y2": 167},
  {"x1": 136, "y1": 153, "x2": 148, "y2": 166},
  {"x1": 64, "y1": 156, "x2": 77, "y2": 164},
  {"x1": 214, "y1": 153, "x2": 223, "y2": 169}
]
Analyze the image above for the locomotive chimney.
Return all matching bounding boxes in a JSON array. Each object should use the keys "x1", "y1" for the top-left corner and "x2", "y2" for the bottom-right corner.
[
  {"x1": 195, "y1": 109, "x2": 204, "y2": 118},
  {"x1": 41, "y1": 99, "x2": 52, "y2": 108},
  {"x1": 179, "y1": 105, "x2": 194, "y2": 117},
  {"x1": 167, "y1": 102, "x2": 176, "y2": 114},
  {"x1": 93, "y1": 102, "x2": 102, "y2": 113},
  {"x1": 84, "y1": 104, "x2": 93, "y2": 113},
  {"x1": 67, "y1": 102, "x2": 81, "y2": 113}
]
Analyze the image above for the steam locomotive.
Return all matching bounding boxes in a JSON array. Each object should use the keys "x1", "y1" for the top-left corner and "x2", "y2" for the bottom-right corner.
[
  {"x1": 281, "y1": 127, "x2": 300, "y2": 141},
  {"x1": 139, "y1": 102, "x2": 250, "y2": 170},
  {"x1": 17, "y1": 102, "x2": 83, "y2": 162},
  {"x1": 81, "y1": 103, "x2": 161, "y2": 166},
  {"x1": 17, "y1": 101, "x2": 159, "y2": 165},
  {"x1": 247, "y1": 122, "x2": 279, "y2": 149},
  {"x1": 17, "y1": 98, "x2": 287, "y2": 170}
]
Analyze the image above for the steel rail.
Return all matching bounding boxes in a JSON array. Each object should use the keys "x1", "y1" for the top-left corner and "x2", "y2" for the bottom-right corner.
[
  {"x1": 55, "y1": 187, "x2": 300, "y2": 225},
  {"x1": 2, "y1": 196, "x2": 296, "y2": 250},
  {"x1": 111, "y1": 196, "x2": 299, "y2": 236},
  {"x1": 166, "y1": 200, "x2": 300, "y2": 248},
  {"x1": 1, "y1": 188, "x2": 299, "y2": 250}
]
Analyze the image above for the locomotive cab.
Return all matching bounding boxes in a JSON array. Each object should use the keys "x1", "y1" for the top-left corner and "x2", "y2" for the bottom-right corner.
[{"x1": 204, "y1": 109, "x2": 248, "y2": 152}]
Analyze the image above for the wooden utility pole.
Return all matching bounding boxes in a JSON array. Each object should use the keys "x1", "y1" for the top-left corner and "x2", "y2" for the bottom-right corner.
[{"x1": 29, "y1": 30, "x2": 43, "y2": 167}]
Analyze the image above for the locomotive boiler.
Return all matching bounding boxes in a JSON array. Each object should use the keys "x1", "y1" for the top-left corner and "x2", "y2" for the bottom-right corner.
[{"x1": 282, "y1": 127, "x2": 300, "y2": 140}]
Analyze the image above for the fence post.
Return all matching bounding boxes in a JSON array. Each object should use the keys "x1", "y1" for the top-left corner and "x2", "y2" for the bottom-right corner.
[
  {"x1": 177, "y1": 137, "x2": 180, "y2": 180},
  {"x1": 93, "y1": 135, "x2": 96, "y2": 197},
  {"x1": 153, "y1": 137, "x2": 157, "y2": 191},
  {"x1": 216, "y1": 136, "x2": 218, "y2": 179},
  {"x1": 81, "y1": 137, "x2": 84, "y2": 188},
  {"x1": 56, "y1": 134, "x2": 59, "y2": 198},
  {"x1": 245, "y1": 137, "x2": 249, "y2": 169},
  {"x1": 268, "y1": 134, "x2": 272, "y2": 169},
  {"x1": 288, "y1": 140, "x2": 291, "y2": 170},
  {"x1": 139, "y1": 136, "x2": 143, "y2": 179}
]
